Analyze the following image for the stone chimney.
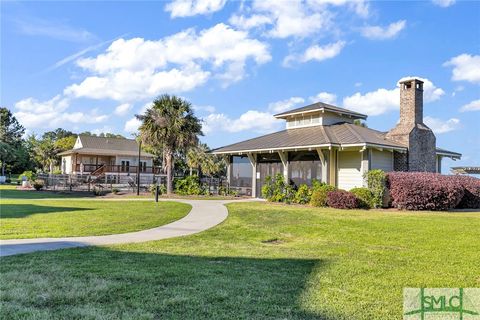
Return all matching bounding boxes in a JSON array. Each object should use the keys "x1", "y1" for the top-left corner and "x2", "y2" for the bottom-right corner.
[{"x1": 386, "y1": 78, "x2": 436, "y2": 172}]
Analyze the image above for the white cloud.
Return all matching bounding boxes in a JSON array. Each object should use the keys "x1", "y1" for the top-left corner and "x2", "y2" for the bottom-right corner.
[
  {"x1": 424, "y1": 116, "x2": 461, "y2": 134},
  {"x1": 432, "y1": 0, "x2": 455, "y2": 7},
  {"x1": 309, "y1": 91, "x2": 337, "y2": 104},
  {"x1": 13, "y1": 17, "x2": 95, "y2": 43},
  {"x1": 268, "y1": 97, "x2": 305, "y2": 113},
  {"x1": 124, "y1": 117, "x2": 142, "y2": 134},
  {"x1": 444, "y1": 54, "x2": 480, "y2": 84},
  {"x1": 194, "y1": 105, "x2": 216, "y2": 114},
  {"x1": 114, "y1": 103, "x2": 133, "y2": 116},
  {"x1": 283, "y1": 41, "x2": 346, "y2": 66},
  {"x1": 360, "y1": 20, "x2": 406, "y2": 40},
  {"x1": 230, "y1": 0, "x2": 369, "y2": 38},
  {"x1": 165, "y1": 0, "x2": 226, "y2": 18},
  {"x1": 343, "y1": 88, "x2": 399, "y2": 116},
  {"x1": 14, "y1": 95, "x2": 108, "y2": 129},
  {"x1": 65, "y1": 24, "x2": 271, "y2": 101},
  {"x1": 343, "y1": 77, "x2": 444, "y2": 116},
  {"x1": 460, "y1": 99, "x2": 480, "y2": 112},
  {"x1": 203, "y1": 110, "x2": 280, "y2": 134}
]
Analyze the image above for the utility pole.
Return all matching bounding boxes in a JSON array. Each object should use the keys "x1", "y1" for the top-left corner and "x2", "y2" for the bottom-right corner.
[{"x1": 137, "y1": 140, "x2": 141, "y2": 196}]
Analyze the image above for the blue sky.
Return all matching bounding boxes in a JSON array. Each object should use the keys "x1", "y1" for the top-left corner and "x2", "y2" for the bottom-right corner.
[{"x1": 1, "y1": 0, "x2": 479, "y2": 172}]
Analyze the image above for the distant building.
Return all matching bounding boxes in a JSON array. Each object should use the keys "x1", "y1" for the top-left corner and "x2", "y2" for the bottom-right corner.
[
  {"x1": 212, "y1": 78, "x2": 461, "y2": 197},
  {"x1": 58, "y1": 135, "x2": 158, "y2": 181}
]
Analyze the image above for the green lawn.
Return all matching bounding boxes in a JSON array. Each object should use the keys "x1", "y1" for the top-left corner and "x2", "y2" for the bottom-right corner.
[
  {"x1": 1, "y1": 202, "x2": 479, "y2": 319},
  {"x1": 0, "y1": 197, "x2": 191, "y2": 239},
  {"x1": 0, "y1": 185, "x2": 91, "y2": 199}
]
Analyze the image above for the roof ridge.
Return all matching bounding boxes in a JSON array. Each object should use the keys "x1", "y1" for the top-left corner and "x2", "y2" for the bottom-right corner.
[
  {"x1": 211, "y1": 128, "x2": 288, "y2": 152},
  {"x1": 319, "y1": 125, "x2": 334, "y2": 144},
  {"x1": 344, "y1": 123, "x2": 365, "y2": 143}
]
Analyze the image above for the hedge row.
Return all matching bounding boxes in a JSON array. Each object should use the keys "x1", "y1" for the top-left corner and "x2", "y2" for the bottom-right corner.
[
  {"x1": 262, "y1": 171, "x2": 480, "y2": 211},
  {"x1": 387, "y1": 172, "x2": 480, "y2": 211}
]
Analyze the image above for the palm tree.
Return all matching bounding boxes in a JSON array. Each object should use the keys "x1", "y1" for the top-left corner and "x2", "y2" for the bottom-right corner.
[
  {"x1": 186, "y1": 142, "x2": 227, "y2": 177},
  {"x1": 136, "y1": 95, "x2": 202, "y2": 194},
  {"x1": 186, "y1": 143, "x2": 208, "y2": 176}
]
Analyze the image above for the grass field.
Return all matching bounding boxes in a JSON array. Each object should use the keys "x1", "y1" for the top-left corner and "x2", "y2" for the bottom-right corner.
[
  {"x1": 1, "y1": 202, "x2": 478, "y2": 319},
  {"x1": 0, "y1": 186, "x2": 191, "y2": 239}
]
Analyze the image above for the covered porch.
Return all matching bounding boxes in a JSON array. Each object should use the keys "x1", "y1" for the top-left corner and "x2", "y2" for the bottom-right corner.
[{"x1": 224, "y1": 145, "x2": 394, "y2": 197}]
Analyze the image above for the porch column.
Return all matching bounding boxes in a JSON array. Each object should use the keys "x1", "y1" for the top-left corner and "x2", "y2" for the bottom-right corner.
[
  {"x1": 360, "y1": 148, "x2": 370, "y2": 187},
  {"x1": 226, "y1": 156, "x2": 232, "y2": 186},
  {"x1": 328, "y1": 147, "x2": 337, "y2": 187},
  {"x1": 278, "y1": 151, "x2": 289, "y2": 183},
  {"x1": 247, "y1": 153, "x2": 257, "y2": 198},
  {"x1": 436, "y1": 156, "x2": 442, "y2": 173},
  {"x1": 316, "y1": 148, "x2": 328, "y2": 184}
]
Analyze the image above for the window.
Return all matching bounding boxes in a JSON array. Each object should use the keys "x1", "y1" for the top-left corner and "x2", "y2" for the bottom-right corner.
[
  {"x1": 139, "y1": 161, "x2": 147, "y2": 172},
  {"x1": 230, "y1": 156, "x2": 252, "y2": 195},
  {"x1": 289, "y1": 151, "x2": 323, "y2": 186},
  {"x1": 121, "y1": 160, "x2": 130, "y2": 172}
]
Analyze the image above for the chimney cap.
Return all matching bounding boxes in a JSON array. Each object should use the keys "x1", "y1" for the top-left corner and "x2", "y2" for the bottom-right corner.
[{"x1": 398, "y1": 77, "x2": 424, "y2": 85}]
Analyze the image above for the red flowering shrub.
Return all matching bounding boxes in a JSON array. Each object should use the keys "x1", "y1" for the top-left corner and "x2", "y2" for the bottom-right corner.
[
  {"x1": 326, "y1": 190, "x2": 359, "y2": 209},
  {"x1": 386, "y1": 172, "x2": 464, "y2": 211},
  {"x1": 453, "y1": 175, "x2": 480, "y2": 209}
]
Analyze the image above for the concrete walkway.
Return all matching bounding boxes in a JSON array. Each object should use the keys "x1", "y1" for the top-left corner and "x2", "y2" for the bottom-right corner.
[{"x1": 0, "y1": 199, "x2": 250, "y2": 257}]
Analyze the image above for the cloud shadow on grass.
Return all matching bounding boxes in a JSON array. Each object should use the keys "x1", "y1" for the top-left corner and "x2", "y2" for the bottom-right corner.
[{"x1": 0, "y1": 247, "x2": 338, "y2": 319}]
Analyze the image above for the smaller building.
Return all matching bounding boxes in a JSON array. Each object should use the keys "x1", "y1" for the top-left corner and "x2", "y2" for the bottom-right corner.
[{"x1": 58, "y1": 135, "x2": 157, "y2": 179}]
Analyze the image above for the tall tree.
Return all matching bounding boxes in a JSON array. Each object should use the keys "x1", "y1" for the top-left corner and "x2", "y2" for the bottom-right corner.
[
  {"x1": 136, "y1": 95, "x2": 202, "y2": 194},
  {"x1": 0, "y1": 108, "x2": 25, "y2": 175},
  {"x1": 186, "y1": 143, "x2": 226, "y2": 177}
]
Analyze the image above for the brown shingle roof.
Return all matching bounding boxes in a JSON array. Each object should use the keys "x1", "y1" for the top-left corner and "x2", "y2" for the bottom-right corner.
[
  {"x1": 58, "y1": 135, "x2": 154, "y2": 157},
  {"x1": 212, "y1": 123, "x2": 406, "y2": 154},
  {"x1": 274, "y1": 102, "x2": 367, "y2": 119}
]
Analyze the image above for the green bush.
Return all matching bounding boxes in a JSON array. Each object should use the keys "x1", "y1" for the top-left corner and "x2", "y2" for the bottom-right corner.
[
  {"x1": 20, "y1": 170, "x2": 36, "y2": 182},
  {"x1": 112, "y1": 188, "x2": 120, "y2": 194},
  {"x1": 33, "y1": 181, "x2": 43, "y2": 191},
  {"x1": 261, "y1": 176, "x2": 274, "y2": 200},
  {"x1": 283, "y1": 184, "x2": 296, "y2": 204},
  {"x1": 350, "y1": 187, "x2": 375, "y2": 209},
  {"x1": 175, "y1": 175, "x2": 205, "y2": 195},
  {"x1": 261, "y1": 173, "x2": 296, "y2": 203},
  {"x1": 310, "y1": 184, "x2": 336, "y2": 207},
  {"x1": 149, "y1": 184, "x2": 167, "y2": 195},
  {"x1": 53, "y1": 169, "x2": 62, "y2": 175},
  {"x1": 294, "y1": 184, "x2": 312, "y2": 204},
  {"x1": 365, "y1": 169, "x2": 387, "y2": 208}
]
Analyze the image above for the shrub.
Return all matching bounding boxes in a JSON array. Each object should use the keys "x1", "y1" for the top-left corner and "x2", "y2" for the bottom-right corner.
[
  {"x1": 294, "y1": 184, "x2": 312, "y2": 204},
  {"x1": 326, "y1": 190, "x2": 359, "y2": 209},
  {"x1": 365, "y1": 169, "x2": 387, "y2": 208},
  {"x1": 261, "y1": 176, "x2": 275, "y2": 200},
  {"x1": 112, "y1": 188, "x2": 120, "y2": 194},
  {"x1": 453, "y1": 175, "x2": 480, "y2": 209},
  {"x1": 387, "y1": 172, "x2": 464, "y2": 211},
  {"x1": 5, "y1": 178, "x2": 11, "y2": 183},
  {"x1": 261, "y1": 173, "x2": 296, "y2": 203},
  {"x1": 175, "y1": 175, "x2": 205, "y2": 195},
  {"x1": 53, "y1": 169, "x2": 62, "y2": 175},
  {"x1": 350, "y1": 187, "x2": 375, "y2": 209},
  {"x1": 20, "y1": 170, "x2": 36, "y2": 182},
  {"x1": 33, "y1": 181, "x2": 44, "y2": 191},
  {"x1": 310, "y1": 184, "x2": 336, "y2": 207}
]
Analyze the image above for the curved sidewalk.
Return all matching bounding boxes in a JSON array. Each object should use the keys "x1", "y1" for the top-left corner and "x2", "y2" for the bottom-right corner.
[{"x1": 0, "y1": 199, "x2": 246, "y2": 257}]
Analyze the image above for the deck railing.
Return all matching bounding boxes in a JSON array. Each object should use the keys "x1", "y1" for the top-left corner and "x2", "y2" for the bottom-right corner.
[{"x1": 75, "y1": 164, "x2": 161, "y2": 174}]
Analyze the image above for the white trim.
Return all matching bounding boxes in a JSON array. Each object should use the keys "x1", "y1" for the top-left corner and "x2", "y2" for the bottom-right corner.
[
  {"x1": 212, "y1": 142, "x2": 407, "y2": 155},
  {"x1": 275, "y1": 107, "x2": 367, "y2": 120},
  {"x1": 436, "y1": 151, "x2": 461, "y2": 159}
]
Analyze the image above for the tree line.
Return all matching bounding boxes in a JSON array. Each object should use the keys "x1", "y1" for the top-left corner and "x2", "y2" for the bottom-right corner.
[{"x1": 1, "y1": 95, "x2": 226, "y2": 194}]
